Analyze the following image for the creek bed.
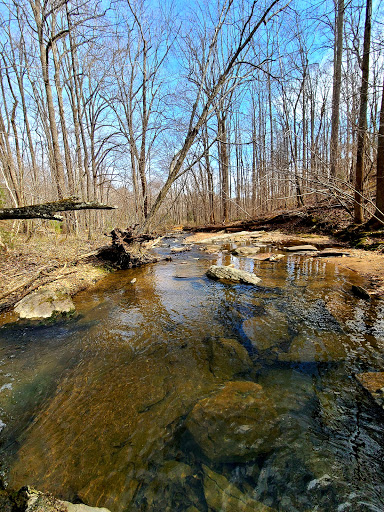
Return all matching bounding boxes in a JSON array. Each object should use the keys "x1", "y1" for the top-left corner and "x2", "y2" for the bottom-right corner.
[{"x1": 0, "y1": 239, "x2": 383, "y2": 512}]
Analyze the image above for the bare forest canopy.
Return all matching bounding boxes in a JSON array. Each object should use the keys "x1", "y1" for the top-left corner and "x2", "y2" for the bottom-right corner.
[{"x1": 0, "y1": 0, "x2": 384, "y2": 234}]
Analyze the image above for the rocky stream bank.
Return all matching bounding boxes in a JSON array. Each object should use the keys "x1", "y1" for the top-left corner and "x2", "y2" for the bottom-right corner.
[{"x1": 0, "y1": 228, "x2": 384, "y2": 511}]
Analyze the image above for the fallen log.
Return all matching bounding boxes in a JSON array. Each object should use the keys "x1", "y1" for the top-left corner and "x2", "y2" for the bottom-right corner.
[{"x1": 0, "y1": 197, "x2": 115, "y2": 221}]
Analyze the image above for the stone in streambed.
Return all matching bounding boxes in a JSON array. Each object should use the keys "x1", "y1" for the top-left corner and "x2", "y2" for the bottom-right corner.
[
  {"x1": 171, "y1": 246, "x2": 191, "y2": 253},
  {"x1": 14, "y1": 287, "x2": 75, "y2": 320},
  {"x1": 355, "y1": 372, "x2": 384, "y2": 411},
  {"x1": 203, "y1": 465, "x2": 276, "y2": 512},
  {"x1": 278, "y1": 331, "x2": 347, "y2": 363},
  {"x1": 250, "y1": 253, "x2": 285, "y2": 261},
  {"x1": 232, "y1": 246, "x2": 261, "y2": 256},
  {"x1": 316, "y1": 249, "x2": 350, "y2": 257},
  {"x1": 202, "y1": 244, "x2": 222, "y2": 254},
  {"x1": 206, "y1": 265, "x2": 261, "y2": 285},
  {"x1": 15, "y1": 487, "x2": 111, "y2": 512},
  {"x1": 284, "y1": 245, "x2": 318, "y2": 252},
  {"x1": 242, "y1": 308, "x2": 289, "y2": 352},
  {"x1": 186, "y1": 381, "x2": 279, "y2": 462},
  {"x1": 209, "y1": 338, "x2": 253, "y2": 379}
]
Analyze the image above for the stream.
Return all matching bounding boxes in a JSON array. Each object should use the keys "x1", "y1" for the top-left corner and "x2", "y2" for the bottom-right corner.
[{"x1": 0, "y1": 235, "x2": 384, "y2": 511}]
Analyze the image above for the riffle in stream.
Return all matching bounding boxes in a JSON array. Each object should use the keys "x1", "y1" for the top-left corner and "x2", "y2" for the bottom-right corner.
[{"x1": 0, "y1": 236, "x2": 383, "y2": 511}]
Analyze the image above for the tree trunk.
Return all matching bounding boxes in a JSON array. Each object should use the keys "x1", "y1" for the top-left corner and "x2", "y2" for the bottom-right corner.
[
  {"x1": 330, "y1": 0, "x2": 344, "y2": 178},
  {"x1": 374, "y1": 73, "x2": 384, "y2": 223},
  {"x1": 354, "y1": 0, "x2": 372, "y2": 224}
]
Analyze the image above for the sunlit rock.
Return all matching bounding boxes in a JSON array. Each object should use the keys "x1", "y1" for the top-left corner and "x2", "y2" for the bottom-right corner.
[
  {"x1": 232, "y1": 246, "x2": 261, "y2": 256},
  {"x1": 355, "y1": 371, "x2": 384, "y2": 410},
  {"x1": 202, "y1": 244, "x2": 222, "y2": 254},
  {"x1": 186, "y1": 381, "x2": 279, "y2": 462},
  {"x1": 283, "y1": 245, "x2": 318, "y2": 252},
  {"x1": 12, "y1": 487, "x2": 111, "y2": 512},
  {"x1": 202, "y1": 465, "x2": 276, "y2": 511},
  {"x1": 206, "y1": 265, "x2": 261, "y2": 285},
  {"x1": 170, "y1": 246, "x2": 191, "y2": 253},
  {"x1": 14, "y1": 287, "x2": 75, "y2": 320},
  {"x1": 278, "y1": 331, "x2": 347, "y2": 363},
  {"x1": 316, "y1": 249, "x2": 350, "y2": 257},
  {"x1": 249, "y1": 253, "x2": 285, "y2": 261}
]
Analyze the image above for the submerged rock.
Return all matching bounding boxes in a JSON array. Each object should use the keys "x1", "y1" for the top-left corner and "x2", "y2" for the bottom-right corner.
[
  {"x1": 355, "y1": 372, "x2": 384, "y2": 410},
  {"x1": 242, "y1": 308, "x2": 289, "y2": 352},
  {"x1": 186, "y1": 381, "x2": 279, "y2": 462},
  {"x1": 209, "y1": 338, "x2": 253, "y2": 379},
  {"x1": 278, "y1": 331, "x2": 347, "y2": 363},
  {"x1": 14, "y1": 287, "x2": 75, "y2": 320},
  {"x1": 139, "y1": 461, "x2": 202, "y2": 511},
  {"x1": 203, "y1": 465, "x2": 276, "y2": 512},
  {"x1": 206, "y1": 265, "x2": 261, "y2": 285}
]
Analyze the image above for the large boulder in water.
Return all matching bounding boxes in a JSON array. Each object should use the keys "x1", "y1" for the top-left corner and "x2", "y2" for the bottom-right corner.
[
  {"x1": 186, "y1": 381, "x2": 279, "y2": 462},
  {"x1": 14, "y1": 287, "x2": 75, "y2": 320},
  {"x1": 206, "y1": 265, "x2": 261, "y2": 285}
]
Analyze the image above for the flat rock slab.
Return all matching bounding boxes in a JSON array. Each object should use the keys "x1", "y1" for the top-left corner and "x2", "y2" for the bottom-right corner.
[
  {"x1": 196, "y1": 231, "x2": 264, "y2": 244},
  {"x1": 206, "y1": 265, "x2": 261, "y2": 285},
  {"x1": 232, "y1": 246, "x2": 261, "y2": 256},
  {"x1": 20, "y1": 488, "x2": 111, "y2": 512},
  {"x1": 249, "y1": 253, "x2": 285, "y2": 261},
  {"x1": 355, "y1": 372, "x2": 384, "y2": 410},
  {"x1": 316, "y1": 249, "x2": 350, "y2": 257},
  {"x1": 284, "y1": 245, "x2": 318, "y2": 252},
  {"x1": 170, "y1": 246, "x2": 191, "y2": 253}
]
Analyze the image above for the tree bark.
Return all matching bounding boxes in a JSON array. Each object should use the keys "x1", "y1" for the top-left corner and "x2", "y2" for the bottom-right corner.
[
  {"x1": 330, "y1": 0, "x2": 344, "y2": 178},
  {"x1": 0, "y1": 198, "x2": 115, "y2": 221},
  {"x1": 374, "y1": 73, "x2": 384, "y2": 223},
  {"x1": 354, "y1": 0, "x2": 372, "y2": 223}
]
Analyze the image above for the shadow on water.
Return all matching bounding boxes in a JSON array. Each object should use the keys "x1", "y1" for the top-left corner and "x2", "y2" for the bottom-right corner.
[{"x1": 0, "y1": 245, "x2": 384, "y2": 511}]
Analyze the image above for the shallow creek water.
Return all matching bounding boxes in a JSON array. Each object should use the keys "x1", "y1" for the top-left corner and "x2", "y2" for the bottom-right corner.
[{"x1": 0, "y1": 237, "x2": 384, "y2": 511}]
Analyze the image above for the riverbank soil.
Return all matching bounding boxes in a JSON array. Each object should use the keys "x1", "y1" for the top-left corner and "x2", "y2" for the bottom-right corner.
[{"x1": 0, "y1": 231, "x2": 109, "y2": 318}]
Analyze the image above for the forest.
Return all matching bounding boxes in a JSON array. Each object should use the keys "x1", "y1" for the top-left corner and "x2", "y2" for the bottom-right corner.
[
  {"x1": 2, "y1": 2, "x2": 384, "y2": 511},
  {"x1": 0, "y1": 0, "x2": 383, "y2": 235}
]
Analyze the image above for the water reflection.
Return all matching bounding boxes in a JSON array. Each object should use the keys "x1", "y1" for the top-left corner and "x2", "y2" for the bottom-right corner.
[{"x1": 0, "y1": 244, "x2": 383, "y2": 511}]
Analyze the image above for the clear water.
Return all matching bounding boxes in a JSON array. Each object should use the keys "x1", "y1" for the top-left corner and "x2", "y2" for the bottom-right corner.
[{"x1": 0, "y1": 237, "x2": 383, "y2": 511}]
